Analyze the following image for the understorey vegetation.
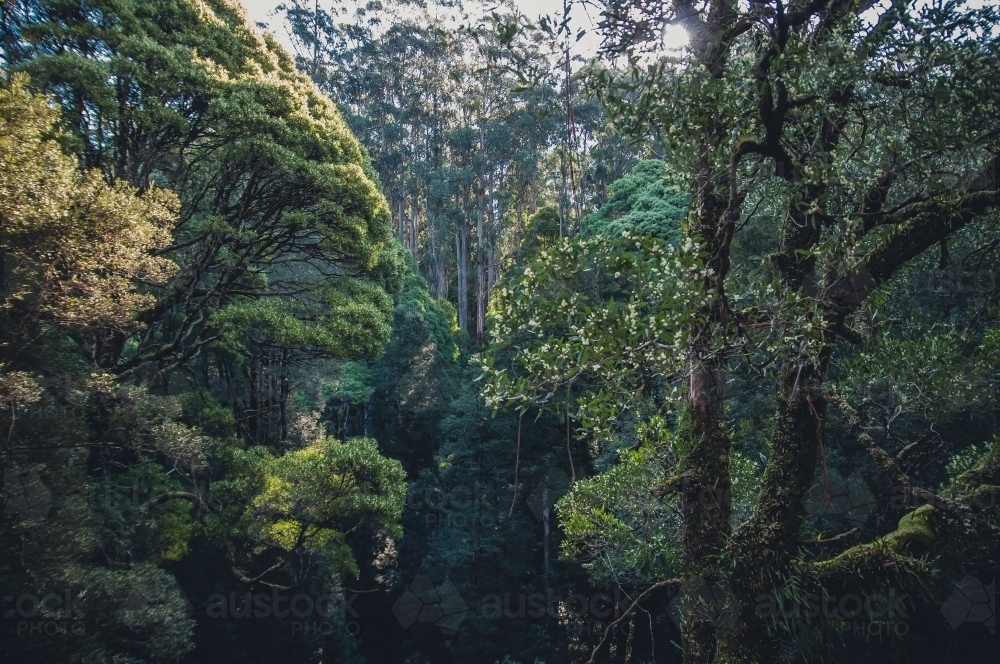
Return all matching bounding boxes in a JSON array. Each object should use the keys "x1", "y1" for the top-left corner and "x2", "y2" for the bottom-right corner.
[{"x1": 2, "y1": 1, "x2": 997, "y2": 663}]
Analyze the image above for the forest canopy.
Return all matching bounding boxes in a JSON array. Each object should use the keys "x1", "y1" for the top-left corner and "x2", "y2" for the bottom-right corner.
[{"x1": 1, "y1": 1, "x2": 998, "y2": 664}]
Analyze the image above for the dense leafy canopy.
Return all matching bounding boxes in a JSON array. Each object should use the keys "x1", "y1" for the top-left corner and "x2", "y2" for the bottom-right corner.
[
  {"x1": 0, "y1": 77, "x2": 179, "y2": 361},
  {"x1": 2, "y1": 0, "x2": 998, "y2": 663},
  {"x1": 2, "y1": 2, "x2": 407, "y2": 661},
  {"x1": 584, "y1": 159, "x2": 687, "y2": 241},
  {"x1": 488, "y1": 1, "x2": 1000, "y2": 663}
]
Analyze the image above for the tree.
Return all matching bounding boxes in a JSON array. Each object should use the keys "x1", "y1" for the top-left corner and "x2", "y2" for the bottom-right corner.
[
  {"x1": 4, "y1": 0, "x2": 405, "y2": 444},
  {"x1": 487, "y1": 1, "x2": 1000, "y2": 661},
  {"x1": 0, "y1": 76, "x2": 178, "y2": 370},
  {"x1": 220, "y1": 435, "x2": 406, "y2": 583},
  {"x1": 1, "y1": 76, "x2": 198, "y2": 663},
  {"x1": 584, "y1": 159, "x2": 688, "y2": 241},
  {"x1": 2, "y1": 3, "x2": 411, "y2": 662},
  {"x1": 279, "y1": 0, "x2": 642, "y2": 344}
]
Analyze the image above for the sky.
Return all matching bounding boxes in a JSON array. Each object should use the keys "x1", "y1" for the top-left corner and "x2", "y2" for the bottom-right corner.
[
  {"x1": 237, "y1": 0, "x2": 688, "y2": 58},
  {"x1": 240, "y1": 0, "x2": 994, "y2": 57},
  {"x1": 240, "y1": 0, "x2": 586, "y2": 30}
]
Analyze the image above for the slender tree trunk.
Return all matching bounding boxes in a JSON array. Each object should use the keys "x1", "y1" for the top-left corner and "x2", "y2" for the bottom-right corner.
[
  {"x1": 410, "y1": 192, "x2": 419, "y2": 257},
  {"x1": 338, "y1": 393, "x2": 349, "y2": 441},
  {"x1": 397, "y1": 193, "x2": 405, "y2": 246},
  {"x1": 514, "y1": 194, "x2": 523, "y2": 259},
  {"x1": 278, "y1": 351, "x2": 289, "y2": 443},
  {"x1": 426, "y1": 206, "x2": 449, "y2": 300},
  {"x1": 563, "y1": 42, "x2": 582, "y2": 228},
  {"x1": 244, "y1": 362, "x2": 259, "y2": 445},
  {"x1": 486, "y1": 196, "x2": 499, "y2": 291},
  {"x1": 476, "y1": 128, "x2": 487, "y2": 346},
  {"x1": 456, "y1": 192, "x2": 471, "y2": 332},
  {"x1": 269, "y1": 367, "x2": 278, "y2": 444},
  {"x1": 427, "y1": 211, "x2": 439, "y2": 297},
  {"x1": 559, "y1": 150, "x2": 568, "y2": 237}
]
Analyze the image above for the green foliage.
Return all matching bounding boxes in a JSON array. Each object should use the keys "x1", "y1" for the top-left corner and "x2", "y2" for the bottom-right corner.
[
  {"x1": 180, "y1": 389, "x2": 238, "y2": 439},
  {"x1": 399, "y1": 367, "x2": 585, "y2": 664},
  {"x1": 492, "y1": 0, "x2": 1000, "y2": 660},
  {"x1": 0, "y1": 76, "x2": 178, "y2": 365},
  {"x1": 481, "y1": 232, "x2": 707, "y2": 440},
  {"x1": 2, "y1": 4, "x2": 415, "y2": 662},
  {"x1": 9, "y1": 0, "x2": 404, "y2": 377},
  {"x1": 210, "y1": 278, "x2": 394, "y2": 361},
  {"x1": 836, "y1": 323, "x2": 995, "y2": 425},
  {"x1": 946, "y1": 439, "x2": 996, "y2": 483},
  {"x1": 323, "y1": 361, "x2": 376, "y2": 405},
  {"x1": 558, "y1": 440, "x2": 682, "y2": 585},
  {"x1": 3, "y1": 0, "x2": 1000, "y2": 662},
  {"x1": 221, "y1": 436, "x2": 406, "y2": 577},
  {"x1": 527, "y1": 205, "x2": 561, "y2": 246},
  {"x1": 363, "y1": 261, "x2": 465, "y2": 479},
  {"x1": 584, "y1": 159, "x2": 688, "y2": 242},
  {"x1": 391, "y1": 266, "x2": 463, "y2": 367}
]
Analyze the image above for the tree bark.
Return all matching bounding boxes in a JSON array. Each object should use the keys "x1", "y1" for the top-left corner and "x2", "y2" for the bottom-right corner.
[
  {"x1": 717, "y1": 356, "x2": 829, "y2": 663},
  {"x1": 681, "y1": 357, "x2": 732, "y2": 664},
  {"x1": 410, "y1": 191, "x2": 419, "y2": 257},
  {"x1": 457, "y1": 190, "x2": 471, "y2": 332},
  {"x1": 397, "y1": 193, "x2": 405, "y2": 246},
  {"x1": 476, "y1": 128, "x2": 487, "y2": 346},
  {"x1": 676, "y1": 173, "x2": 735, "y2": 663}
]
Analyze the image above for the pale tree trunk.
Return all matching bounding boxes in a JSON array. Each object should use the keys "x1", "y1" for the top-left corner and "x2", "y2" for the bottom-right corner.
[
  {"x1": 397, "y1": 194, "x2": 405, "y2": 246},
  {"x1": 563, "y1": 42, "x2": 582, "y2": 227},
  {"x1": 410, "y1": 193, "x2": 419, "y2": 257},
  {"x1": 456, "y1": 191, "x2": 471, "y2": 332},
  {"x1": 426, "y1": 209, "x2": 448, "y2": 300},
  {"x1": 487, "y1": 198, "x2": 500, "y2": 291},
  {"x1": 514, "y1": 194, "x2": 523, "y2": 259},
  {"x1": 475, "y1": 126, "x2": 487, "y2": 346},
  {"x1": 559, "y1": 150, "x2": 568, "y2": 237},
  {"x1": 475, "y1": 187, "x2": 486, "y2": 346}
]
